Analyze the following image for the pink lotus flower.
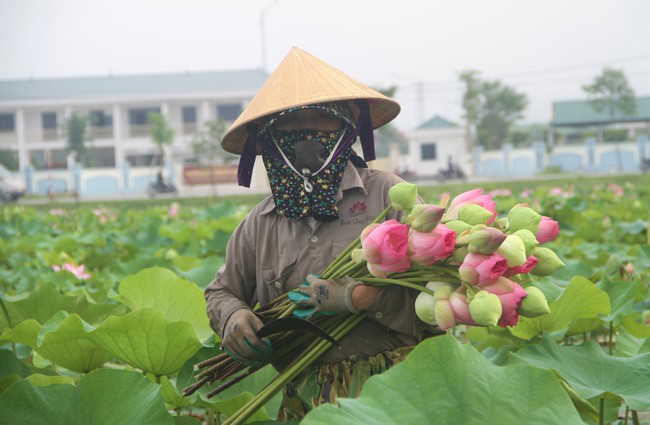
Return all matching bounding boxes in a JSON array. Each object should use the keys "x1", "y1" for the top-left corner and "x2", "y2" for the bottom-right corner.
[
  {"x1": 361, "y1": 219, "x2": 411, "y2": 278},
  {"x1": 503, "y1": 255, "x2": 539, "y2": 277},
  {"x1": 408, "y1": 224, "x2": 456, "y2": 266},
  {"x1": 169, "y1": 202, "x2": 181, "y2": 219},
  {"x1": 536, "y1": 216, "x2": 560, "y2": 244},
  {"x1": 459, "y1": 253, "x2": 508, "y2": 286},
  {"x1": 481, "y1": 277, "x2": 527, "y2": 327},
  {"x1": 444, "y1": 189, "x2": 497, "y2": 224},
  {"x1": 52, "y1": 262, "x2": 91, "y2": 280}
]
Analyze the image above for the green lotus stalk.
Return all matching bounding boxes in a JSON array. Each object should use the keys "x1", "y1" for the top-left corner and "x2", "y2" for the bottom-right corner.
[
  {"x1": 223, "y1": 314, "x2": 364, "y2": 425},
  {"x1": 358, "y1": 277, "x2": 437, "y2": 296}
]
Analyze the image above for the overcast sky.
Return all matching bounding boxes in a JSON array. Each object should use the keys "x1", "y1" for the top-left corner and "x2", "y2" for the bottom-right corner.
[{"x1": 1, "y1": 0, "x2": 649, "y2": 131}]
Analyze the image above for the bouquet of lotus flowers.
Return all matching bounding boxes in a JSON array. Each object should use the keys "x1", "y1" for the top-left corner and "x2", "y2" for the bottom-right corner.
[{"x1": 184, "y1": 183, "x2": 564, "y2": 424}]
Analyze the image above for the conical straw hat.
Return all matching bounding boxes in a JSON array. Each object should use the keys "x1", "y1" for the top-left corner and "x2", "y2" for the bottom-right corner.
[{"x1": 221, "y1": 47, "x2": 401, "y2": 155}]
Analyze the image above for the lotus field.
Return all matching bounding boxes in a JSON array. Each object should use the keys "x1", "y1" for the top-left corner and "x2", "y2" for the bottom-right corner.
[{"x1": 0, "y1": 178, "x2": 649, "y2": 425}]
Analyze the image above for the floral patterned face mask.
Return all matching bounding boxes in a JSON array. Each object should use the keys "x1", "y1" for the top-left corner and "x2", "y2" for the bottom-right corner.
[{"x1": 260, "y1": 103, "x2": 356, "y2": 222}]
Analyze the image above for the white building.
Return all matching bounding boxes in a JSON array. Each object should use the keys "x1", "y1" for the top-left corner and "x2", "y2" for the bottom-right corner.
[
  {"x1": 404, "y1": 115, "x2": 469, "y2": 179},
  {"x1": 0, "y1": 70, "x2": 270, "y2": 195}
]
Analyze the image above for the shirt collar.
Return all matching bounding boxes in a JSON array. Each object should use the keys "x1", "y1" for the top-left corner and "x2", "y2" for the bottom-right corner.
[{"x1": 259, "y1": 161, "x2": 367, "y2": 216}]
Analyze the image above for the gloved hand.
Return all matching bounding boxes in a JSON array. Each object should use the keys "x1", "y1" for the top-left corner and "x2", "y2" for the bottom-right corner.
[
  {"x1": 288, "y1": 274, "x2": 362, "y2": 318},
  {"x1": 221, "y1": 309, "x2": 273, "y2": 367}
]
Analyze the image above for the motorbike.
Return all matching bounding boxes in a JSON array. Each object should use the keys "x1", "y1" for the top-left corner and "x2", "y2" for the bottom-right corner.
[
  {"x1": 436, "y1": 163, "x2": 467, "y2": 181},
  {"x1": 642, "y1": 158, "x2": 650, "y2": 173},
  {"x1": 146, "y1": 180, "x2": 178, "y2": 197}
]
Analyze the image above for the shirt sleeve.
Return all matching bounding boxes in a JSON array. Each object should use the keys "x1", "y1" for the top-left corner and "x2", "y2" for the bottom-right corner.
[{"x1": 204, "y1": 215, "x2": 258, "y2": 337}]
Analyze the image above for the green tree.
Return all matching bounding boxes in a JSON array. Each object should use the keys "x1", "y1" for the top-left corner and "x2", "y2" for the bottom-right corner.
[
  {"x1": 147, "y1": 112, "x2": 175, "y2": 170},
  {"x1": 458, "y1": 74, "x2": 528, "y2": 150},
  {"x1": 458, "y1": 69, "x2": 482, "y2": 152},
  {"x1": 582, "y1": 67, "x2": 637, "y2": 123},
  {"x1": 583, "y1": 68, "x2": 637, "y2": 171},
  {"x1": 189, "y1": 119, "x2": 230, "y2": 197},
  {"x1": 63, "y1": 114, "x2": 91, "y2": 166}
]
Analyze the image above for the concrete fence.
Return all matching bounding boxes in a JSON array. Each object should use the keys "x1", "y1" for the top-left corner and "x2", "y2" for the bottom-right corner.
[{"x1": 472, "y1": 136, "x2": 649, "y2": 177}]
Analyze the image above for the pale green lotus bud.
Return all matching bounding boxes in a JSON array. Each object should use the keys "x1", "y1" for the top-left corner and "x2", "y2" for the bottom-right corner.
[
  {"x1": 415, "y1": 291, "x2": 437, "y2": 325},
  {"x1": 445, "y1": 219, "x2": 473, "y2": 235},
  {"x1": 459, "y1": 204, "x2": 494, "y2": 225},
  {"x1": 512, "y1": 229, "x2": 539, "y2": 258},
  {"x1": 351, "y1": 248, "x2": 365, "y2": 264},
  {"x1": 455, "y1": 229, "x2": 472, "y2": 246},
  {"x1": 469, "y1": 291, "x2": 502, "y2": 326},
  {"x1": 494, "y1": 217, "x2": 509, "y2": 231},
  {"x1": 408, "y1": 204, "x2": 446, "y2": 232},
  {"x1": 517, "y1": 286, "x2": 551, "y2": 317},
  {"x1": 451, "y1": 246, "x2": 469, "y2": 263},
  {"x1": 414, "y1": 282, "x2": 453, "y2": 325},
  {"x1": 389, "y1": 182, "x2": 418, "y2": 211},
  {"x1": 497, "y1": 234, "x2": 527, "y2": 267},
  {"x1": 530, "y1": 247, "x2": 565, "y2": 276},
  {"x1": 468, "y1": 226, "x2": 507, "y2": 254},
  {"x1": 507, "y1": 206, "x2": 541, "y2": 234}
]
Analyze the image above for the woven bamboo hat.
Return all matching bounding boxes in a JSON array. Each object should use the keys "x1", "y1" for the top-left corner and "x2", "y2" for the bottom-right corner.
[{"x1": 221, "y1": 47, "x2": 401, "y2": 155}]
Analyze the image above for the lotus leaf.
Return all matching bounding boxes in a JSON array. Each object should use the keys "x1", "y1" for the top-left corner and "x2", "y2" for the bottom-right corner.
[
  {"x1": 301, "y1": 335, "x2": 583, "y2": 425},
  {"x1": 511, "y1": 276, "x2": 610, "y2": 340},
  {"x1": 0, "y1": 369, "x2": 174, "y2": 425},
  {"x1": 511, "y1": 334, "x2": 650, "y2": 410},
  {"x1": 115, "y1": 267, "x2": 212, "y2": 342},
  {"x1": 89, "y1": 308, "x2": 202, "y2": 376}
]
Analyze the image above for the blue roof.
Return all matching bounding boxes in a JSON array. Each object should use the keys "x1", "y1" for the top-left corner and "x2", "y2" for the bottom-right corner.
[
  {"x1": 417, "y1": 115, "x2": 459, "y2": 130},
  {"x1": 0, "y1": 69, "x2": 269, "y2": 100}
]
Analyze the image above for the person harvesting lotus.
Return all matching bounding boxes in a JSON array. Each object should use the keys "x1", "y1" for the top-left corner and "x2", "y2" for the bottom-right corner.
[{"x1": 204, "y1": 47, "x2": 439, "y2": 420}]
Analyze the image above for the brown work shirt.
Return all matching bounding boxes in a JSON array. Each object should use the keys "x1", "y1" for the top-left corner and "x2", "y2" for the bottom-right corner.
[{"x1": 204, "y1": 163, "x2": 432, "y2": 364}]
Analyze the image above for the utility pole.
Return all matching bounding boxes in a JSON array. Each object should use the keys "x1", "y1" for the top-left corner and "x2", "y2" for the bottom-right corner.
[{"x1": 260, "y1": 0, "x2": 280, "y2": 71}]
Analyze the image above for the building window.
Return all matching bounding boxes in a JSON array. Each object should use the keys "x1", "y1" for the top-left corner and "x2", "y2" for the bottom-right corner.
[
  {"x1": 30, "y1": 149, "x2": 67, "y2": 170},
  {"x1": 0, "y1": 113, "x2": 15, "y2": 132},
  {"x1": 216, "y1": 104, "x2": 241, "y2": 121},
  {"x1": 421, "y1": 143, "x2": 437, "y2": 160},
  {"x1": 182, "y1": 106, "x2": 197, "y2": 135},
  {"x1": 86, "y1": 147, "x2": 116, "y2": 168},
  {"x1": 89, "y1": 110, "x2": 113, "y2": 138},
  {"x1": 182, "y1": 106, "x2": 197, "y2": 123},
  {"x1": 128, "y1": 107, "x2": 160, "y2": 137},
  {"x1": 90, "y1": 110, "x2": 113, "y2": 127},
  {"x1": 42, "y1": 112, "x2": 58, "y2": 141},
  {"x1": 128, "y1": 108, "x2": 160, "y2": 125}
]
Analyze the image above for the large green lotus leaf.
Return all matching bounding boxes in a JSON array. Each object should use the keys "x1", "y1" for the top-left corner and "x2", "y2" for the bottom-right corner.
[
  {"x1": 511, "y1": 335, "x2": 650, "y2": 410},
  {"x1": 0, "y1": 349, "x2": 32, "y2": 395},
  {"x1": 0, "y1": 369, "x2": 175, "y2": 425},
  {"x1": 174, "y1": 255, "x2": 223, "y2": 290},
  {"x1": 511, "y1": 276, "x2": 610, "y2": 340},
  {"x1": 1, "y1": 313, "x2": 112, "y2": 373},
  {"x1": 26, "y1": 373, "x2": 75, "y2": 387},
  {"x1": 0, "y1": 318, "x2": 40, "y2": 347},
  {"x1": 160, "y1": 221, "x2": 213, "y2": 244},
  {"x1": 170, "y1": 254, "x2": 202, "y2": 271},
  {"x1": 89, "y1": 308, "x2": 202, "y2": 376},
  {"x1": 0, "y1": 349, "x2": 31, "y2": 379},
  {"x1": 620, "y1": 316, "x2": 650, "y2": 338},
  {"x1": 0, "y1": 282, "x2": 123, "y2": 327},
  {"x1": 116, "y1": 267, "x2": 212, "y2": 342},
  {"x1": 597, "y1": 278, "x2": 648, "y2": 321},
  {"x1": 35, "y1": 312, "x2": 112, "y2": 373},
  {"x1": 301, "y1": 335, "x2": 583, "y2": 425},
  {"x1": 617, "y1": 329, "x2": 650, "y2": 357}
]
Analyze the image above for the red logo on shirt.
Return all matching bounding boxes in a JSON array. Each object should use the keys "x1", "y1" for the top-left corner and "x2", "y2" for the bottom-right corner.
[{"x1": 349, "y1": 201, "x2": 367, "y2": 217}]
